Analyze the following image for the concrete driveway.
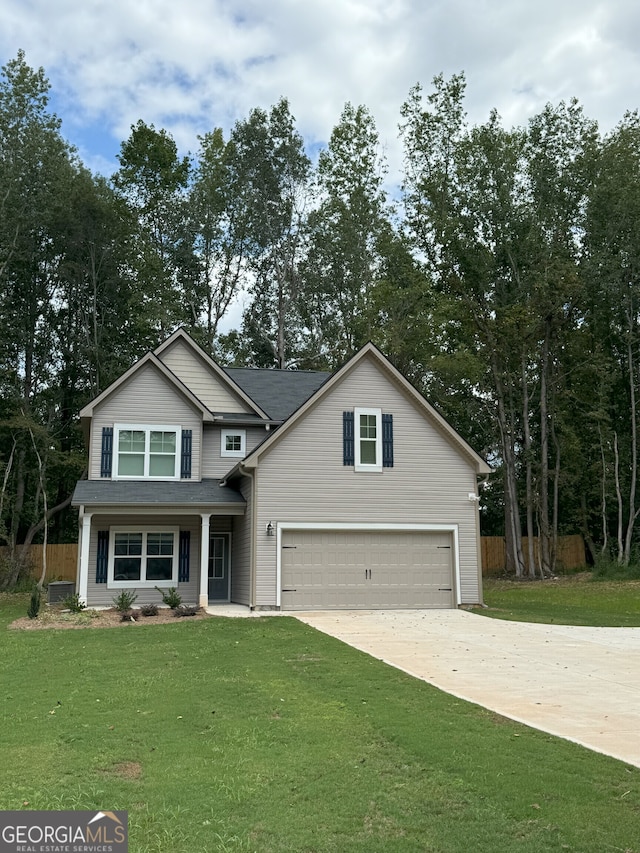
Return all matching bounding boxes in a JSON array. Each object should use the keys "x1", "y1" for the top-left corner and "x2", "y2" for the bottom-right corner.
[{"x1": 293, "y1": 609, "x2": 640, "y2": 768}]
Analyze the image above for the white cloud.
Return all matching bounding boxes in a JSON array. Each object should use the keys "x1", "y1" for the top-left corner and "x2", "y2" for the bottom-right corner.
[{"x1": 2, "y1": 0, "x2": 639, "y2": 183}]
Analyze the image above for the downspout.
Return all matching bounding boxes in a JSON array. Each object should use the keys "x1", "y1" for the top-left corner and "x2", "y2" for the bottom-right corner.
[{"x1": 239, "y1": 463, "x2": 257, "y2": 610}]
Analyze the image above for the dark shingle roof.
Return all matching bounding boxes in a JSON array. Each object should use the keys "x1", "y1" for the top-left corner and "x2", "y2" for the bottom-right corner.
[
  {"x1": 224, "y1": 367, "x2": 331, "y2": 421},
  {"x1": 72, "y1": 479, "x2": 245, "y2": 507}
]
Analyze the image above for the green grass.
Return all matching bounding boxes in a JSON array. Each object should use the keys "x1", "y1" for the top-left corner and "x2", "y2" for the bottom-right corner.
[
  {"x1": 1, "y1": 597, "x2": 639, "y2": 852},
  {"x1": 479, "y1": 574, "x2": 640, "y2": 626}
]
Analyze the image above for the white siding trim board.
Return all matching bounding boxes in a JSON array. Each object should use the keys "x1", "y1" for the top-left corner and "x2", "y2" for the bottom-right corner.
[{"x1": 275, "y1": 522, "x2": 461, "y2": 609}]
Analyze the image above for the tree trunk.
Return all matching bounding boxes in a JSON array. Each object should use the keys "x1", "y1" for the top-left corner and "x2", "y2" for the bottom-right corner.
[
  {"x1": 538, "y1": 318, "x2": 552, "y2": 576},
  {"x1": 614, "y1": 431, "x2": 624, "y2": 563},
  {"x1": 623, "y1": 335, "x2": 637, "y2": 565},
  {"x1": 491, "y1": 355, "x2": 525, "y2": 576},
  {"x1": 521, "y1": 352, "x2": 536, "y2": 577},
  {"x1": 598, "y1": 426, "x2": 608, "y2": 557}
]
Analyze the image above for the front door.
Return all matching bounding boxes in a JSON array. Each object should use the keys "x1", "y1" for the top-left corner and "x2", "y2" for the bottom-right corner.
[{"x1": 208, "y1": 534, "x2": 230, "y2": 601}]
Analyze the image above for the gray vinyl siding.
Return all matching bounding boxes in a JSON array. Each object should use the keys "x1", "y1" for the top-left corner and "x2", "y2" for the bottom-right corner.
[
  {"x1": 202, "y1": 425, "x2": 269, "y2": 478},
  {"x1": 85, "y1": 514, "x2": 201, "y2": 607},
  {"x1": 231, "y1": 477, "x2": 253, "y2": 605},
  {"x1": 88, "y1": 363, "x2": 203, "y2": 481},
  {"x1": 253, "y1": 357, "x2": 482, "y2": 606},
  {"x1": 157, "y1": 339, "x2": 253, "y2": 413}
]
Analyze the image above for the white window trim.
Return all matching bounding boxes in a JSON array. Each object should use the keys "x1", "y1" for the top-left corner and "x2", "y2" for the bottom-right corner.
[
  {"x1": 221, "y1": 428, "x2": 246, "y2": 458},
  {"x1": 113, "y1": 424, "x2": 181, "y2": 480},
  {"x1": 108, "y1": 526, "x2": 179, "y2": 588},
  {"x1": 354, "y1": 407, "x2": 382, "y2": 472}
]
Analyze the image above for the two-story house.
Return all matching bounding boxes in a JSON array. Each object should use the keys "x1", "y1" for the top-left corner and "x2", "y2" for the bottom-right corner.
[{"x1": 72, "y1": 329, "x2": 490, "y2": 610}]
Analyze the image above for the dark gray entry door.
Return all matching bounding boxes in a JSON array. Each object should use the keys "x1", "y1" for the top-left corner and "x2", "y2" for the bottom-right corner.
[{"x1": 208, "y1": 534, "x2": 230, "y2": 601}]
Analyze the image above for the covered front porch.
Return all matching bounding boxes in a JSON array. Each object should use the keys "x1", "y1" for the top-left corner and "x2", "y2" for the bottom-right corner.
[{"x1": 71, "y1": 479, "x2": 247, "y2": 608}]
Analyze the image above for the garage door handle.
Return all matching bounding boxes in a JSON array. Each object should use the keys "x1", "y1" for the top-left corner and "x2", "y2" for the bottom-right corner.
[
  {"x1": 282, "y1": 588, "x2": 297, "y2": 592},
  {"x1": 282, "y1": 545, "x2": 297, "y2": 549},
  {"x1": 439, "y1": 588, "x2": 452, "y2": 591}
]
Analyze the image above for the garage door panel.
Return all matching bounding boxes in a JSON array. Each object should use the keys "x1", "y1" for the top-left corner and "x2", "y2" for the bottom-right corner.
[{"x1": 281, "y1": 530, "x2": 455, "y2": 610}]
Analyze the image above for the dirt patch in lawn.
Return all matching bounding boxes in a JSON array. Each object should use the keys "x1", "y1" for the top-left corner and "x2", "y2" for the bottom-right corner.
[
  {"x1": 99, "y1": 761, "x2": 143, "y2": 780},
  {"x1": 9, "y1": 606, "x2": 210, "y2": 630}
]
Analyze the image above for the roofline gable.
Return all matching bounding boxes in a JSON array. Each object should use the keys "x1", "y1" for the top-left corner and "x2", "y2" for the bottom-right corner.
[
  {"x1": 79, "y1": 351, "x2": 214, "y2": 421},
  {"x1": 240, "y1": 341, "x2": 491, "y2": 474},
  {"x1": 154, "y1": 328, "x2": 270, "y2": 419}
]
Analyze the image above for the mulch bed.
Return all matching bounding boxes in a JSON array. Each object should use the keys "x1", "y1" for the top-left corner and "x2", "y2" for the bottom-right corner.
[{"x1": 10, "y1": 606, "x2": 210, "y2": 630}]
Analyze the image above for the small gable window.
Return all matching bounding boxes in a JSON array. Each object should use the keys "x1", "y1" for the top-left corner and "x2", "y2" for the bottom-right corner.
[
  {"x1": 355, "y1": 408, "x2": 382, "y2": 472},
  {"x1": 114, "y1": 424, "x2": 181, "y2": 480},
  {"x1": 221, "y1": 429, "x2": 246, "y2": 458},
  {"x1": 344, "y1": 409, "x2": 393, "y2": 471}
]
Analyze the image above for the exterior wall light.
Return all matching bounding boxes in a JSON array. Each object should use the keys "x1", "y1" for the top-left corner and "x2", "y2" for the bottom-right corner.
[{"x1": 266, "y1": 521, "x2": 275, "y2": 536}]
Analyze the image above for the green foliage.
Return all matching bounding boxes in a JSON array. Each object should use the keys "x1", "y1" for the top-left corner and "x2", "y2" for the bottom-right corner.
[
  {"x1": 0, "y1": 556, "x2": 33, "y2": 593},
  {"x1": 140, "y1": 603, "x2": 159, "y2": 617},
  {"x1": 155, "y1": 586, "x2": 182, "y2": 609},
  {"x1": 591, "y1": 559, "x2": 640, "y2": 581},
  {"x1": 62, "y1": 593, "x2": 86, "y2": 613},
  {"x1": 111, "y1": 590, "x2": 138, "y2": 612},
  {"x1": 4, "y1": 52, "x2": 640, "y2": 590},
  {"x1": 26, "y1": 584, "x2": 40, "y2": 619}
]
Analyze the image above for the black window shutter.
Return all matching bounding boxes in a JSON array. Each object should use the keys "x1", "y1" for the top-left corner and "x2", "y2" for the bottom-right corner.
[
  {"x1": 181, "y1": 430, "x2": 192, "y2": 479},
  {"x1": 179, "y1": 530, "x2": 190, "y2": 582},
  {"x1": 382, "y1": 413, "x2": 394, "y2": 468},
  {"x1": 100, "y1": 427, "x2": 113, "y2": 477},
  {"x1": 96, "y1": 530, "x2": 109, "y2": 584},
  {"x1": 343, "y1": 411, "x2": 354, "y2": 466}
]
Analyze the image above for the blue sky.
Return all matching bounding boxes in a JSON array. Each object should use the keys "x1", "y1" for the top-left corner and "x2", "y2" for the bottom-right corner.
[{"x1": 2, "y1": 0, "x2": 638, "y2": 184}]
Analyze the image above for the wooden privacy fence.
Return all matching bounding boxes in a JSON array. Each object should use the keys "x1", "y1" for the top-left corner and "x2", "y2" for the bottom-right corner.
[
  {"x1": 3, "y1": 536, "x2": 587, "y2": 584},
  {"x1": 481, "y1": 534, "x2": 587, "y2": 575},
  {"x1": 0, "y1": 544, "x2": 77, "y2": 583}
]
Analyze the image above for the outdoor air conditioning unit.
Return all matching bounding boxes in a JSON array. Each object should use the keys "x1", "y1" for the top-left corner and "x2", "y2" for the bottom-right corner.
[{"x1": 47, "y1": 581, "x2": 75, "y2": 604}]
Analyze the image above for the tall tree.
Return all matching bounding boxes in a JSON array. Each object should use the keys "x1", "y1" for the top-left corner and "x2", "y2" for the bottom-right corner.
[
  {"x1": 299, "y1": 103, "x2": 390, "y2": 368},
  {"x1": 0, "y1": 52, "x2": 85, "y2": 580},
  {"x1": 401, "y1": 75, "x2": 531, "y2": 574},
  {"x1": 113, "y1": 120, "x2": 191, "y2": 335},
  {"x1": 581, "y1": 112, "x2": 640, "y2": 564},
  {"x1": 227, "y1": 99, "x2": 311, "y2": 367},
  {"x1": 186, "y1": 128, "x2": 254, "y2": 351}
]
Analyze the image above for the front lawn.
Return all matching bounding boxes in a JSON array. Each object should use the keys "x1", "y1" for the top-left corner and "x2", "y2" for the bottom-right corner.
[
  {"x1": 0, "y1": 597, "x2": 639, "y2": 852},
  {"x1": 480, "y1": 574, "x2": 640, "y2": 626}
]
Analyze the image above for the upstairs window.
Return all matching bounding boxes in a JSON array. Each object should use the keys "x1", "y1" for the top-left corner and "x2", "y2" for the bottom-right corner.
[
  {"x1": 114, "y1": 425, "x2": 180, "y2": 479},
  {"x1": 344, "y1": 409, "x2": 393, "y2": 471},
  {"x1": 355, "y1": 408, "x2": 382, "y2": 472},
  {"x1": 221, "y1": 429, "x2": 246, "y2": 458}
]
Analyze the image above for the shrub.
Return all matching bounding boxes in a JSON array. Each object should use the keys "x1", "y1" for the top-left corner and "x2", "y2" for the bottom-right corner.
[
  {"x1": 173, "y1": 604, "x2": 199, "y2": 618},
  {"x1": 591, "y1": 558, "x2": 640, "y2": 581},
  {"x1": 155, "y1": 586, "x2": 182, "y2": 609},
  {"x1": 27, "y1": 585, "x2": 41, "y2": 619},
  {"x1": 63, "y1": 593, "x2": 87, "y2": 613},
  {"x1": 112, "y1": 590, "x2": 138, "y2": 612},
  {"x1": 140, "y1": 603, "x2": 158, "y2": 617}
]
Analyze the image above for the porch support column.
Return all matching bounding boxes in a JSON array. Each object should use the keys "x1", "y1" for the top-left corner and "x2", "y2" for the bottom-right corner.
[
  {"x1": 199, "y1": 513, "x2": 211, "y2": 608},
  {"x1": 78, "y1": 511, "x2": 92, "y2": 605}
]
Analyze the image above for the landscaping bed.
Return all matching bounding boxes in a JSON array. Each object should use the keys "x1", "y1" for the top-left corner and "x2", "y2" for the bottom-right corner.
[{"x1": 9, "y1": 604, "x2": 208, "y2": 630}]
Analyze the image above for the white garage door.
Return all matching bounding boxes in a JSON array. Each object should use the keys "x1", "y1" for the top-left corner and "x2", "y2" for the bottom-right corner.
[{"x1": 280, "y1": 529, "x2": 455, "y2": 610}]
